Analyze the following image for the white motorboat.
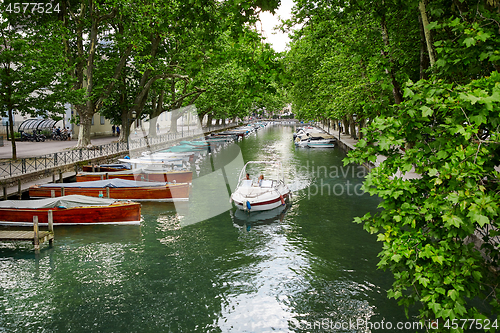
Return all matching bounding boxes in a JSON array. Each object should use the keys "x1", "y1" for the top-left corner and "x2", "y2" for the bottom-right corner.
[
  {"x1": 231, "y1": 161, "x2": 291, "y2": 212},
  {"x1": 295, "y1": 134, "x2": 336, "y2": 148},
  {"x1": 307, "y1": 139, "x2": 335, "y2": 148}
]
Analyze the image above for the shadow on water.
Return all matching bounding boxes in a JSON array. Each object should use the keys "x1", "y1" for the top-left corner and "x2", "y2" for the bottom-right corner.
[{"x1": 230, "y1": 203, "x2": 290, "y2": 232}]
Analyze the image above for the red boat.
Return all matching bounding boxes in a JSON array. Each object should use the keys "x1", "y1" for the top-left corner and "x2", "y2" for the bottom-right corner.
[
  {"x1": 82, "y1": 164, "x2": 129, "y2": 172},
  {"x1": 0, "y1": 195, "x2": 141, "y2": 226},
  {"x1": 76, "y1": 169, "x2": 193, "y2": 183},
  {"x1": 29, "y1": 179, "x2": 190, "y2": 202}
]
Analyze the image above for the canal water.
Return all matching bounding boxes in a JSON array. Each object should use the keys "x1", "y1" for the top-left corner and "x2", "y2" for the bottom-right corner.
[{"x1": 0, "y1": 126, "x2": 414, "y2": 332}]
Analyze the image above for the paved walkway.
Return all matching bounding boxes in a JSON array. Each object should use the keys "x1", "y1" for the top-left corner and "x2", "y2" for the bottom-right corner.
[
  {"x1": 0, "y1": 136, "x2": 118, "y2": 160},
  {"x1": 318, "y1": 124, "x2": 421, "y2": 180}
]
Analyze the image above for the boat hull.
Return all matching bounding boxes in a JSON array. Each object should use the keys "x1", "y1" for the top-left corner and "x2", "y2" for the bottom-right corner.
[
  {"x1": 0, "y1": 202, "x2": 141, "y2": 226},
  {"x1": 82, "y1": 165, "x2": 129, "y2": 172},
  {"x1": 76, "y1": 171, "x2": 193, "y2": 183},
  {"x1": 233, "y1": 192, "x2": 291, "y2": 212},
  {"x1": 307, "y1": 142, "x2": 335, "y2": 148},
  {"x1": 29, "y1": 183, "x2": 190, "y2": 202}
]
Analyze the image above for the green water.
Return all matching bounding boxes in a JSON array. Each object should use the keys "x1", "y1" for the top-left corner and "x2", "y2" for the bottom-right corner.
[{"x1": 0, "y1": 126, "x2": 414, "y2": 332}]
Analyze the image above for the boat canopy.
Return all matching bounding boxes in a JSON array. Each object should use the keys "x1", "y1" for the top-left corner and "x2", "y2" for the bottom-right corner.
[
  {"x1": 37, "y1": 179, "x2": 168, "y2": 188},
  {"x1": 0, "y1": 195, "x2": 118, "y2": 209}
]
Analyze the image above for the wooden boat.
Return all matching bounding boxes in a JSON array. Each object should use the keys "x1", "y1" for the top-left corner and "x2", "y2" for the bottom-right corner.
[
  {"x1": 82, "y1": 164, "x2": 131, "y2": 172},
  {"x1": 76, "y1": 169, "x2": 193, "y2": 183},
  {"x1": 117, "y1": 157, "x2": 188, "y2": 169},
  {"x1": 0, "y1": 195, "x2": 141, "y2": 226},
  {"x1": 231, "y1": 161, "x2": 291, "y2": 212},
  {"x1": 29, "y1": 179, "x2": 190, "y2": 202}
]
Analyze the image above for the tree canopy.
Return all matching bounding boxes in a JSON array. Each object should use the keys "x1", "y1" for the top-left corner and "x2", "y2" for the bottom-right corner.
[{"x1": 284, "y1": 0, "x2": 500, "y2": 329}]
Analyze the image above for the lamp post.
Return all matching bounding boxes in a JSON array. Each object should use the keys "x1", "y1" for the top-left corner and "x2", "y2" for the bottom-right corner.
[{"x1": 131, "y1": 111, "x2": 136, "y2": 137}]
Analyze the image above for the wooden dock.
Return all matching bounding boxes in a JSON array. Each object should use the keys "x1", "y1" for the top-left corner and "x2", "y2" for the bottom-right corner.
[{"x1": 0, "y1": 214, "x2": 54, "y2": 250}]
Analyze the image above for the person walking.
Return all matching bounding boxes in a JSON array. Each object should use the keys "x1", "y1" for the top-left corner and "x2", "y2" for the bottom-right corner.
[
  {"x1": 112, "y1": 125, "x2": 116, "y2": 136},
  {"x1": 116, "y1": 126, "x2": 120, "y2": 137}
]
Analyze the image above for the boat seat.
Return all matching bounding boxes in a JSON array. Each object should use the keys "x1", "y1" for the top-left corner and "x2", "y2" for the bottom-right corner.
[
  {"x1": 260, "y1": 180, "x2": 273, "y2": 188},
  {"x1": 241, "y1": 179, "x2": 252, "y2": 187}
]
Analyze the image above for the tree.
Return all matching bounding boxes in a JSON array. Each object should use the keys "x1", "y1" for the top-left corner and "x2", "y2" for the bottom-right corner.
[
  {"x1": 343, "y1": 0, "x2": 500, "y2": 328},
  {"x1": 0, "y1": 16, "x2": 73, "y2": 159}
]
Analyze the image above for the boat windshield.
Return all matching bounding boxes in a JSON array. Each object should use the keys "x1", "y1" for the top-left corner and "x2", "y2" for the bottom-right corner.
[{"x1": 239, "y1": 161, "x2": 284, "y2": 183}]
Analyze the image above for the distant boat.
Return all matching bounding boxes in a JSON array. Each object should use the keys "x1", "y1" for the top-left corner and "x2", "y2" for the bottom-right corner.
[
  {"x1": 231, "y1": 161, "x2": 291, "y2": 212},
  {"x1": 117, "y1": 157, "x2": 188, "y2": 169},
  {"x1": 29, "y1": 179, "x2": 190, "y2": 202},
  {"x1": 76, "y1": 169, "x2": 193, "y2": 183},
  {"x1": 295, "y1": 134, "x2": 336, "y2": 148},
  {"x1": 82, "y1": 163, "x2": 131, "y2": 172},
  {"x1": 0, "y1": 195, "x2": 141, "y2": 226}
]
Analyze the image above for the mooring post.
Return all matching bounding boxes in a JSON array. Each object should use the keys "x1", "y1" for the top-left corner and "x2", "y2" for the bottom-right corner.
[
  {"x1": 18, "y1": 179, "x2": 22, "y2": 199},
  {"x1": 52, "y1": 172, "x2": 55, "y2": 183},
  {"x1": 61, "y1": 187, "x2": 65, "y2": 196},
  {"x1": 58, "y1": 170, "x2": 63, "y2": 183},
  {"x1": 106, "y1": 187, "x2": 110, "y2": 198},
  {"x1": 3, "y1": 186, "x2": 6, "y2": 200},
  {"x1": 33, "y1": 216, "x2": 39, "y2": 251},
  {"x1": 51, "y1": 190, "x2": 55, "y2": 198},
  {"x1": 105, "y1": 173, "x2": 109, "y2": 180},
  {"x1": 48, "y1": 210, "x2": 54, "y2": 245}
]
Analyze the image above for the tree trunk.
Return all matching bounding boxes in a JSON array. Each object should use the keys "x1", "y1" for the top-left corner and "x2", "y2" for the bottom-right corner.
[
  {"x1": 169, "y1": 114, "x2": 179, "y2": 133},
  {"x1": 120, "y1": 110, "x2": 131, "y2": 142},
  {"x1": 349, "y1": 115, "x2": 357, "y2": 139},
  {"x1": 380, "y1": 13, "x2": 403, "y2": 104},
  {"x1": 342, "y1": 117, "x2": 349, "y2": 135},
  {"x1": 418, "y1": 1, "x2": 436, "y2": 67},
  {"x1": 418, "y1": 15, "x2": 430, "y2": 80},
  {"x1": 77, "y1": 108, "x2": 93, "y2": 147},
  {"x1": 8, "y1": 107, "x2": 16, "y2": 160},
  {"x1": 206, "y1": 114, "x2": 213, "y2": 129}
]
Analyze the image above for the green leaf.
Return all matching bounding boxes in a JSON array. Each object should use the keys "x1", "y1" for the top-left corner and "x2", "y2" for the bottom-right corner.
[
  {"x1": 392, "y1": 254, "x2": 402, "y2": 262},
  {"x1": 421, "y1": 106, "x2": 433, "y2": 117},
  {"x1": 464, "y1": 37, "x2": 476, "y2": 47},
  {"x1": 475, "y1": 214, "x2": 489, "y2": 227},
  {"x1": 448, "y1": 289, "x2": 459, "y2": 301}
]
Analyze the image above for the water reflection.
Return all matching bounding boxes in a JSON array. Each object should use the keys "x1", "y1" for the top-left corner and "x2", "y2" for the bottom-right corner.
[
  {"x1": 230, "y1": 204, "x2": 289, "y2": 232},
  {"x1": 0, "y1": 125, "x2": 410, "y2": 333}
]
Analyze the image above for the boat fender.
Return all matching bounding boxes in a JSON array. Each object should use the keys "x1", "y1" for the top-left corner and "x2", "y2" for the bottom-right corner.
[
  {"x1": 280, "y1": 194, "x2": 285, "y2": 206},
  {"x1": 246, "y1": 201, "x2": 251, "y2": 210}
]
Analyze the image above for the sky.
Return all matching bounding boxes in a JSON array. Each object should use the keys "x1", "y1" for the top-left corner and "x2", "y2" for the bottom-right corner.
[{"x1": 258, "y1": 0, "x2": 295, "y2": 53}]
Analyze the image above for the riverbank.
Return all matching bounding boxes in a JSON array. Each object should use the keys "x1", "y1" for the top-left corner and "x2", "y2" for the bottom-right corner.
[{"x1": 315, "y1": 123, "x2": 421, "y2": 180}]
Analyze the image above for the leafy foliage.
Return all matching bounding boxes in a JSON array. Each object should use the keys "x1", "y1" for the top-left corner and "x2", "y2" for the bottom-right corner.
[
  {"x1": 286, "y1": 0, "x2": 500, "y2": 329},
  {"x1": 346, "y1": 71, "x2": 500, "y2": 330}
]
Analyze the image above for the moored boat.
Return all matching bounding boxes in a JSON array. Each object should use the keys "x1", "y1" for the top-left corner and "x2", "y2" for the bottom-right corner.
[
  {"x1": 76, "y1": 169, "x2": 193, "y2": 183},
  {"x1": 29, "y1": 179, "x2": 190, "y2": 202},
  {"x1": 231, "y1": 161, "x2": 291, "y2": 212},
  {"x1": 0, "y1": 195, "x2": 141, "y2": 226},
  {"x1": 82, "y1": 163, "x2": 131, "y2": 172}
]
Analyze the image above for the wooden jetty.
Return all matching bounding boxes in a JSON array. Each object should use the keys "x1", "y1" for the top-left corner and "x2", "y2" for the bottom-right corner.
[{"x1": 0, "y1": 214, "x2": 54, "y2": 251}]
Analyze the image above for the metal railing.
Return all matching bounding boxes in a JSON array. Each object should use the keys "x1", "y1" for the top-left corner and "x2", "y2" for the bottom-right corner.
[{"x1": 0, "y1": 123, "x2": 237, "y2": 179}]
